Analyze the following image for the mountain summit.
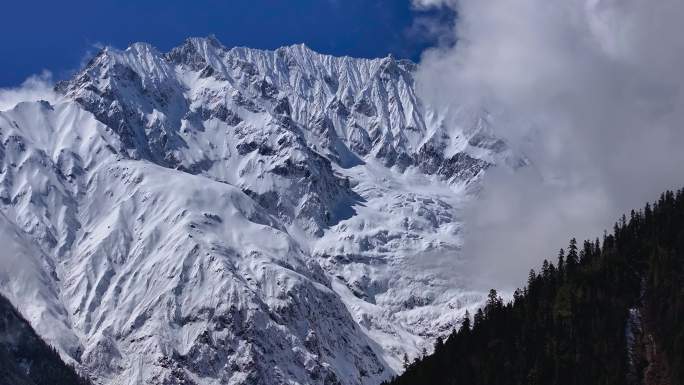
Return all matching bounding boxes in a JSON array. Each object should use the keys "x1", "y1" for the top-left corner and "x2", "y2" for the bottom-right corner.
[{"x1": 0, "y1": 37, "x2": 514, "y2": 385}]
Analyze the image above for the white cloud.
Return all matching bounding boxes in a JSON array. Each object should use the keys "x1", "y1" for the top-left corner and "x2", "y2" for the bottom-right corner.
[
  {"x1": 414, "y1": 0, "x2": 684, "y2": 289},
  {"x1": 0, "y1": 71, "x2": 60, "y2": 111},
  {"x1": 411, "y1": 0, "x2": 457, "y2": 10}
]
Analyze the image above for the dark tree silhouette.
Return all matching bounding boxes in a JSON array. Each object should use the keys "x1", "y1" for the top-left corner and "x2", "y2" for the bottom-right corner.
[
  {"x1": 0, "y1": 293, "x2": 91, "y2": 385},
  {"x1": 385, "y1": 188, "x2": 684, "y2": 385}
]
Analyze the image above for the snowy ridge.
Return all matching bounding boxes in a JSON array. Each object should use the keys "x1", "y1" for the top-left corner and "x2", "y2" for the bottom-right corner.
[{"x1": 0, "y1": 37, "x2": 516, "y2": 385}]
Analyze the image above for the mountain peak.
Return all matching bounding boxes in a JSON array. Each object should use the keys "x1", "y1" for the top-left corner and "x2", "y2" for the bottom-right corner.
[
  {"x1": 180, "y1": 34, "x2": 225, "y2": 51},
  {"x1": 126, "y1": 41, "x2": 159, "y2": 54},
  {"x1": 2, "y1": 36, "x2": 515, "y2": 385}
]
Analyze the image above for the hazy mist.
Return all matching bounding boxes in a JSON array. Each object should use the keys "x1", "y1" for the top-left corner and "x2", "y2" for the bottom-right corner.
[{"x1": 413, "y1": 0, "x2": 684, "y2": 290}]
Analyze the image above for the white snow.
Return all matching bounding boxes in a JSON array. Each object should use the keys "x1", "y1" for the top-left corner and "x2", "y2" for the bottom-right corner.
[{"x1": 0, "y1": 38, "x2": 518, "y2": 385}]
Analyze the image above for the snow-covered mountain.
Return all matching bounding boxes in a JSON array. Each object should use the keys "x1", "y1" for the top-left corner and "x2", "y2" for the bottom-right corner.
[{"x1": 0, "y1": 37, "x2": 517, "y2": 385}]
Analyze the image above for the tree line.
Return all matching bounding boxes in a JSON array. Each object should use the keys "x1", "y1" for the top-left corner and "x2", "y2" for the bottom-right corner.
[{"x1": 387, "y1": 188, "x2": 684, "y2": 385}]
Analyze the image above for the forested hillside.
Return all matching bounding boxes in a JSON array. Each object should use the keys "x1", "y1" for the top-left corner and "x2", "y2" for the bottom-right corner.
[
  {"x1": 388, "y1": 189, "x2": 684, "y2": 385},
  {"x1": 0, "y1": 293, "x2": 90, "y2": 385}
]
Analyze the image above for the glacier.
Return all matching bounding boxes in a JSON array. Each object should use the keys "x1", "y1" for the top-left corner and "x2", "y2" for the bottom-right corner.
[{"x1": 0, "y1": 37, "x2": 518, "y2": 385}]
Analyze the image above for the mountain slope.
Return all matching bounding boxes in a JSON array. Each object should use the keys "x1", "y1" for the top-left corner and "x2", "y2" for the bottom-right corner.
[
  {"x1": 0, "y1": 100, "x2": 388, "y2": 385},
  {"x1": 388, "y1": 189, "x2": 684, "y2": 385},
  {"x1": 0, "y1": 37, "x2": 516, "y2": 385}
]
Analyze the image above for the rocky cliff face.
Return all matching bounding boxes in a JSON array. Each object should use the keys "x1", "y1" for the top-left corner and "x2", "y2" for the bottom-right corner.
[{"x1": 0, "y1": 37, "x2": 518, "y2": 385}]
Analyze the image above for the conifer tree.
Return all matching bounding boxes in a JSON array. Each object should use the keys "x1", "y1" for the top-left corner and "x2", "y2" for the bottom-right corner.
[
  {"x1": 434, "y1": 336, "x2": 444, "y2": 352},
  {"x1": 566, "y1": 238, "x2": 578, "y2": 271},
  {"x1": 402, "y1": 353, "x2": 410, "y2": 370},
  {"x1": 459, "y1": 310, "x2": 471, "y2": 333},
  {"x1": 473, "y1": 308, "x2": 484, "y2": 326},
  {"x1": 389, "y1": 188, "x2": 684, "y2": 385}
]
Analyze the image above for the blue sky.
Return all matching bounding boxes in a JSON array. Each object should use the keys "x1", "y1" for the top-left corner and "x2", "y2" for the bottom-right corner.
[{"x1": 0, "y1": 0, "x2": 452, "y2": 87}]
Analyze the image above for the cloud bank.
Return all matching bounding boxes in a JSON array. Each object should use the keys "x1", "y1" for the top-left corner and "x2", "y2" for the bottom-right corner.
[
  {"x1": 413, "y1": 0, "x2": 684, "y2": 289},
  {"x1": 0, "y1": 71, "x2": 59, "y2": 111}
]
